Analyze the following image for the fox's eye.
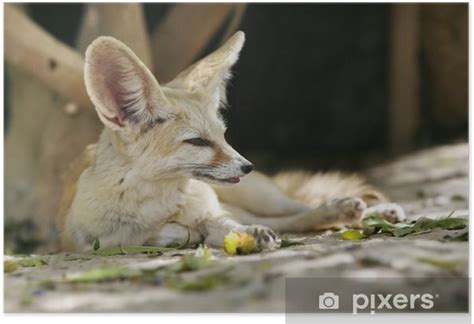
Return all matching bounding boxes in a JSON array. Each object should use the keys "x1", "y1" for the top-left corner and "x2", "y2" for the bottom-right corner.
[{"x1": 183, "y1": 137, "x2": 214, "y2": 147}]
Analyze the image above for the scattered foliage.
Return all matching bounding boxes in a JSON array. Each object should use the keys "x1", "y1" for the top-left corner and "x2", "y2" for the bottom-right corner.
[
  {"x1": 361, "y1": 215, "x2": 467, "y2": 238},
  {"x1": 392, "y1": 217, "x2": 467, "y2": 237},
  {"x1": 164, "y1": 247, "x2": 236, "y2": 291},
  {"x1": 4, "y1": 256, "x2": 48, "y2": 272},
  {"x1": 15, "y1": 257, "x2": 48, "y2": 267},
  {"x1": 92, "y1": 245, "x2": 173, "y2": 256}
]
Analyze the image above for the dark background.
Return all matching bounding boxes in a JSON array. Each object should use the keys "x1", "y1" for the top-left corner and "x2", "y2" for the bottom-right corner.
[{"x1": 226, "y1": 4, "x2": 390, "y2": 169}]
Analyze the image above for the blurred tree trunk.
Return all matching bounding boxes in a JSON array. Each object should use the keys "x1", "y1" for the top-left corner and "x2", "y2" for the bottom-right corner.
[
  {"x1": 420, "y1": 4, "x2": 468, "y2": 132},
  {"x1": 4, "y1": 4, "x2": 73, "y2": 251},
  {"x1": 389, "y1": 4, "x2": 419, "y2": 154},
  {"x1": 77, "y1": 4, "x2": 152, "y2": 67},
  {"x1": 5, "y1": 66, "x2": 58, "y2": 232},
  {"x1": 389, "y1": 3, "x2": 467, "y2": 152},
  {"x1": 151, "y1": 3, "x2": 236, "y2": 82}
]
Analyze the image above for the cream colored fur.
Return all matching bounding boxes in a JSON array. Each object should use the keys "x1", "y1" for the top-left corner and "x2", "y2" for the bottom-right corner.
[{"x1": 58, "y1": 32, "x2": 404, "y2": 252}]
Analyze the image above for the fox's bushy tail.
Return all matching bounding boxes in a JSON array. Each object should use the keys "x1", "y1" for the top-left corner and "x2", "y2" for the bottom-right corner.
[{"x1": 272, "y1": 171, "x2": 387, "y2": 208}]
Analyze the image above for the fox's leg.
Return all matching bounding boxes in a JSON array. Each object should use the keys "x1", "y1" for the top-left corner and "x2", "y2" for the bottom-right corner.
[
  {"x1": 146, "y1": 223, "x2": 204, "y2": 247},
  {"x1": 223, "y1": 197, "x2": 367, "y2": 232},
  {"x1": 168, "y1": 180, "x2": 280, "y2": 249},
  {"x1": 146, "y1": 219, "x2": 279, "y2": 249},
  {"x1": 199, "y1": 214, "x2": 280, "y2": 248},
  {"x1": 216, "y1": 171, "x2": 405, "y2": 226},
  {"x1": 213, "y1": 171, "x2": 310, "y2": 217}
]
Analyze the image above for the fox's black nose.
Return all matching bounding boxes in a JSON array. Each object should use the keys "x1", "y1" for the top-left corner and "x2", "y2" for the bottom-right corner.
[{"x1": 241, "y1": 163, "x2": 254, "y2": 174}]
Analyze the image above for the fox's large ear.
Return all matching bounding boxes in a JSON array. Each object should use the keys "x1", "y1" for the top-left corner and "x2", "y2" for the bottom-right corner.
[
  {"x1": 84, "y1": 36, "x2": 172, "y2": 131},
  {"x1": 168, "y1": 31, "x2": 245, "y2": 106}
]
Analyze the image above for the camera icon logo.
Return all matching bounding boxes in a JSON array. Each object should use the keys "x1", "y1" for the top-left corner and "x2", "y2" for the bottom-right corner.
[{"x1": 319, "y1": 292, "x2": 340, "y2": 310}]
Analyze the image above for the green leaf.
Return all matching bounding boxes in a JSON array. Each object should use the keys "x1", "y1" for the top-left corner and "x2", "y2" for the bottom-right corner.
[
  {"x1": 341, "y1": 229, "x2": 365, "y2": 240},
  {"x1": 393, "y1": 217, "x2": 467, "y2": 237},
  {"x1": 362, "y1": 216, "x2": 410, "y2": 230},
  {"x1": 3, "y1": 257, "x2": 47, "y2": 273},
  {"x1": 92, "y1": 245, "x2": 173, "y2": 256},
  {"x1": 16, "y1": 257, "x2": 48, "y2": 267},
  {"x1": 67, "y1": 267, "x2": 142, "y2": 283},
  {"x1": 443, "y1": 232, "x2": 468, "y2": 241},
  {"x1": 92, "y1": 238, "x2": 100, "y2": 251},
  {"x1": 4, "y1": 260, "x2": 18, "y2": 273},
  {"x1": 392, "y1": 226, "x2": 418, "y2": 237},
  {"x1": 165, "y1": 274, "x2": 223, "y2": 291},
  {"x1": 280, "y1": 238, "x2": 304, "y2": 248},
  {"x1": 427, "y1": 217, "x2": 467, "y2": 230},
  {"x1": 450, "y1": 195, "x2": 465, "y2": 202},
  {"x1": 168, "y1": 245, "x2": 212, "y2": 273},
  {"x1": 362, "y1": 226, "x2": 377, "y2": 236},
  {"x1": 418, "y1": 257, "x2": 460, "y2": 270}
]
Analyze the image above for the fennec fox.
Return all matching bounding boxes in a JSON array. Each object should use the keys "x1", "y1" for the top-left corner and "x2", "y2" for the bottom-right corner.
[{"x1": 57, "y1": 31, "x2": 405, "y2": 252}]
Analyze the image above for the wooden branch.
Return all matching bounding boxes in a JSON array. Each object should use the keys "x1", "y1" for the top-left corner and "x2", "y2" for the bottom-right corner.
[
  {"x1": 76, "y1": 4, "x2": 101, "y2": 53},
  {"x1": 151, "y1": 3, "x2": 236, "y2": 82},
  {"x1": 77, "y1": 3, "x2": 152, "y2": 68},
  {"x1": 4, "y1": 4, "x2": 90, "y2": 108},
  {"x1": 220, "y1": 4, "x2": 248, "y2": 44},
  {"x1": 389, "y1": 4, "x2": 420, "y2": 154}
]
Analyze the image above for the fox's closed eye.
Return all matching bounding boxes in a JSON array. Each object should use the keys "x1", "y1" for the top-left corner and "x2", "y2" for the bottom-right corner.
[{"x1": 183, "y1": 138, "x2": 214, "y2": 147}]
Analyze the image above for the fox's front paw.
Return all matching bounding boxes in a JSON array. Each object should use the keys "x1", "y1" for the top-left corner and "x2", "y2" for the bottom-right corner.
[
  {"x1": 362, "y1": 203, "x2": 406, "y2": 224},
  {"x1": 244, "y1": 225, "x2": 281, "y2": 249},
  {"x1": 329, "y1": 197, "x2": 367, "y2": 225}
]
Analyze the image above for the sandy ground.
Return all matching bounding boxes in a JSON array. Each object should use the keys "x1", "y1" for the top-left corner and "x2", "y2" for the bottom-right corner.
[{"x1": 4, "y1": 143, "x2": 469, "y2": 312}]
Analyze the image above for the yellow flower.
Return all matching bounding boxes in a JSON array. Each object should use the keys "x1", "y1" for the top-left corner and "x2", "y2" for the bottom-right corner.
[
  {"x1": 341, "y1": 229, "x2": 365, "y2": 240},
  {"x1": 223, "y1": 231, "x2": 257, "y2": 255}
]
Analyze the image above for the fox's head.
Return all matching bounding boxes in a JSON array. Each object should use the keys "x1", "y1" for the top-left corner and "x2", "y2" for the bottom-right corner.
[{"x1": 84, "y1": 31, "x2": 253, "y2": 185}]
